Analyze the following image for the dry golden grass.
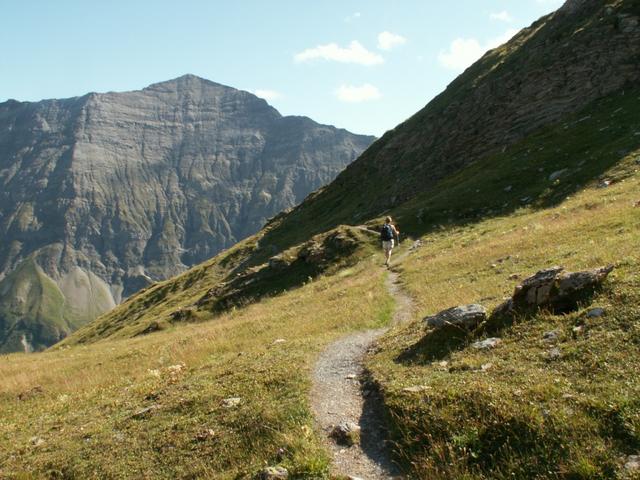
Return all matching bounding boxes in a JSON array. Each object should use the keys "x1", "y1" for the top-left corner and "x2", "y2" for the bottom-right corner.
[
  {"x1": 0, "y1": 255, "x2": 393, "y2": 479},
  {"x1": 367, "y1": 163, "x2": 640, "y2": 479}
]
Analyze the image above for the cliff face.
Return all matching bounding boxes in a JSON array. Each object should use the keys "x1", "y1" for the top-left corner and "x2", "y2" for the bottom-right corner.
[{"x1": 0, "y1": 75, "x2": 375, "y2": 352}]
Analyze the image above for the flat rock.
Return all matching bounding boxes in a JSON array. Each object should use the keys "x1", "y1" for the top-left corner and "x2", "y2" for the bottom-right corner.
[
  {"x1": 549, "y1": 169, "x2": 569, "y2": 181},
  {"x1": 256, "y1": 466, "x2": 289, "y2": 479},
  {"x1": 472, "y1": 338, "x2": 502, "y2": 350},
  {"x1": 586, "y1": 307, "x2": 605, "y2": 318},
  {"x1": 547, "y1": 347, "x2": 562, "y2": 360},
  {"x1": 424, "y1": 304, "x2": 487, "y2": 329},
  {"x1": 221, "y1": 397, "x2": 242, "y2": 408},
  {"x1": 402, "y1": 385, "x2": 431, "y2": 393},
  {"x1": 624, "y1": 454, "x2": 640, "y2": 471}
]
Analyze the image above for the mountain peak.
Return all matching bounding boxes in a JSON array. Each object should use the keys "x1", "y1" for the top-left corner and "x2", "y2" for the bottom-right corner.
[{"x1": 143, "y1": 74, "x2": 229, "y2": 93}]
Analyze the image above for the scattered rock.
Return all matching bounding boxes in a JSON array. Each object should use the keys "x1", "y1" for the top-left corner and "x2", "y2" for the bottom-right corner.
[
  {"x1": 29, "y1": 436, "x2": 45, "y2": 447},
  {"x1": 625, "y1": 455, "x2": 640, "y2": 471},
  {"x1": 481, "y1": 363, "x2": 494, "y2": 372},
  {"x1": 410, "y1": 239, "x2": 423, "y2": 250},
  {"x1": 194, "y1": 429, "x2": 216, "y2": 442},
  {"x1": 586, "y1": 307, "x2": 605, "y2": 318},
  {"x1": 170, "y1": 308, "x2": 196, "y2": 322},
  {"x1": 329, "y1": 421, "x2": 361, "y2": 446},
  {"x1": 597, "y1": 179, "x2": 611, "y2": 188},
  {"x1": 256, "y1": 466, "x2": 289, "y2": 479},
  {"x1": 572, "y1": 325, "x2": 585, "y2": 337},
  {"x1": 347, "y1": 476, "x2": 364, "y2": 480},
  {"x1": 272, "y1": 338, "x2": 287, "y2": 345},
  {"x1": 131, "y1": 405, "x2": 161, "y2": 419},
  {"x1": 167, "y1": 363, "x2": 186, "y2": 375},
  {"x1": 547, "y1": 347, "x2": 562, "y2": 360},
  {"x1": 549, "y1": 169, "x2": 569, "y2": 181},
  {"x1": 508, "y1": 273, "x2": 520, "y2": 280},
  {"x1": 424, "y1": 304, "x2": 487, "y2": 329},
  {"x1": 472, "y1": 338, "x2": 501, "y2": 350},
  {"x1": 617, "y1": 14, "x2": 639, "y2": 34},
  {"x1": 222, "y1": 397, "x2": 242, "y2": 408},
  {"x1": 504, "y1": 185, "x2": 513, "y2": 192},
  {"x1": 268, "y1": 255, "x2": 290, "y2": 270},
  {"x1": 543, "y1": 330, "x2": 560, "y2": 342},
  {"x1": 345, "y1": 373, "x2": 357, "y2": 380}
]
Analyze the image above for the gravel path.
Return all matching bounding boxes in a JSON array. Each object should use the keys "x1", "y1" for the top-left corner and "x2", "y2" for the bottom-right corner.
[{"x1": 310, "y1": 259, "x2": 414, "y2": 479}]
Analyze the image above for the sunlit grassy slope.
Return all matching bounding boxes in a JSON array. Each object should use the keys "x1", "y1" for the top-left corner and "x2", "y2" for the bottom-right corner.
[
  {"x1": 0, "y1": 253, "x2": 393, "y2": 479},
  {"x1": 368, "y1": 159, "x2": 640, "y2": 478},
  {"x1": 1, "y1": 89, "x2": 639, "y2": 478}
]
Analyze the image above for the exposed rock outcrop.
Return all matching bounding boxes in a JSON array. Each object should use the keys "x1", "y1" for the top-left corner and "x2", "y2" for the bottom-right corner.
[
  {"x1": 424, "y1": 304, "x2": 487, "y2": 329},
  {"x1": 492, "y1": 265, "x2": 614, "y2": 319}
]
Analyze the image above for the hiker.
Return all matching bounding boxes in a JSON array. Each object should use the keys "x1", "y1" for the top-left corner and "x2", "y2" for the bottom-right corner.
[{"x1": 381, "y1": 216, "x2": 399, "y2": 267}]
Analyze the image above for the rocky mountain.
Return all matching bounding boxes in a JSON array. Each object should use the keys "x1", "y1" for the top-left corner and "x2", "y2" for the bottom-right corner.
[{"x1": 0, "y1": 75, "x2": 375, "y2": 352}]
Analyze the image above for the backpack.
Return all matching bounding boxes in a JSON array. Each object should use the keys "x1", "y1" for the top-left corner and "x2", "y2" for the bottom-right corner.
[{"x1": 381, "y1": 224, "x2": 394, "y2": 241}]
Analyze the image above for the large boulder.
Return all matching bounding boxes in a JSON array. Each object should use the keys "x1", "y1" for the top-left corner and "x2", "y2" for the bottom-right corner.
[
  {"x1": 424, "y1": 304, "x2": 487, "y2": 329},
  {"x1": 494, "y1": 265, "x2": 614, "y2": 316}
]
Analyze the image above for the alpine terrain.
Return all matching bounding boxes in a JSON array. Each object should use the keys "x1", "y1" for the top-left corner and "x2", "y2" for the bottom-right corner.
[
  {"x1": 0, "y1": 75, "x2": 374, "y2": 352},
  {"x1": 1, "y1": 0, "x2": 639, "y2": 478}
]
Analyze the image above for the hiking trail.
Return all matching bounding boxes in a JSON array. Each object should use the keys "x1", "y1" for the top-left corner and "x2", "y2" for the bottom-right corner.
[{"x1": 310, "y1": 246, "x2": 414, "y2": 479}]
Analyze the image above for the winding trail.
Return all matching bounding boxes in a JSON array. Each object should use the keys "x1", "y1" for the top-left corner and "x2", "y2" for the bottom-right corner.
[{"x1": 310, "y1": 250, "x2": 414, "y2": 479}]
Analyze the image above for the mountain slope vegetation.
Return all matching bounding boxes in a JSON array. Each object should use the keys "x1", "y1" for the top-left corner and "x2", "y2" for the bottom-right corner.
[{"x1": 1, "y1": 0, "x2": 639, "y2": 478}]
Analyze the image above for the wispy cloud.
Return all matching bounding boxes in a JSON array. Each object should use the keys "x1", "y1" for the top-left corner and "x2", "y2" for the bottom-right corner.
[
  {"x1": 344, "y1": 12, "x2": 361, "y2": 23},
  {"x1": 437, "y1": 28, "x2": 518, "y2": 71},
  {"x1": 335, "y1": 84, "x2": 382, "y2": 103},
  {"x1": 377, "y1": 31, "x2": 407, "y2": 51},
  {"x1": 249, "y1": 89, "x2": 282, "y2": 101},
  {"x1": 490, "y1": 11, "x2": 513, "y2": 22},
  {"x1": 294, "y1": 41, "x2": 384, "y2": 66}
]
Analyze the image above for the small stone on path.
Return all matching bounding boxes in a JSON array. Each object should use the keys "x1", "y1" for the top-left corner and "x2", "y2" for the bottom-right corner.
[{"x1": 330, "y1": 421, "x2": 361, "y2": 447}]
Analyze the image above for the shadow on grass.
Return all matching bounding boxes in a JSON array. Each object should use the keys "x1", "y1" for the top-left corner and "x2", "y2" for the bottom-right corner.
[{"x1": 395, "y1": 325, "x2": 471, "y2": 365}]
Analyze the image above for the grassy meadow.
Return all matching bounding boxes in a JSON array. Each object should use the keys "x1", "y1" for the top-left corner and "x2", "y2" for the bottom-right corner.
[
  {"x1": 0, "y1": 252, "x2": 393, "y2": 479},
  {"x1": 368, "y1": 152, "x2": 640, "y2": 478}
]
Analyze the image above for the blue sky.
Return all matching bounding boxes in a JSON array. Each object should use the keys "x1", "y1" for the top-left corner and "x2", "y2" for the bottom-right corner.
[{"x1": 0, "y1": 0, "x2": 564, "y2": 136}]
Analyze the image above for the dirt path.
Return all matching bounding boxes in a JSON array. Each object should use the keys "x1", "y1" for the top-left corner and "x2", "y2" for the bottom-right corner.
[{"x1": 310, "y1": 254, "x2": 414, "y2": 479}]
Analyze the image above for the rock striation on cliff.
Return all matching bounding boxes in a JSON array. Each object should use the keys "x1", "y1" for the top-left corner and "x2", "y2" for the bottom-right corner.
[{"x1": 0, "y1": 75, "x2": 374, "y2": 352}]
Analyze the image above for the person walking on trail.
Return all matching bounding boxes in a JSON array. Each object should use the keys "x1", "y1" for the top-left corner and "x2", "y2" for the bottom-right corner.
[{"x1": 381, "y1": 216, "x2": 400, "y2": 267}]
